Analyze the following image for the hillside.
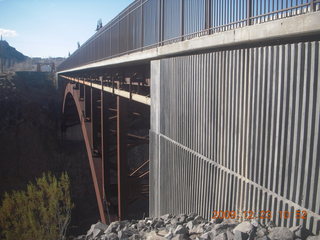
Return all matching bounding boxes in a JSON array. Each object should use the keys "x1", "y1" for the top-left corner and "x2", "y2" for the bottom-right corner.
[{"x1": 0, "y1": 40, "x2": 27, "y2": 62}]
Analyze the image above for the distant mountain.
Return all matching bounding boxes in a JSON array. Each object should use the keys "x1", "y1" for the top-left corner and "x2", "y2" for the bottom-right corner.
[{"x1": 0, "y1": 40, "x2": 28, "y2": 62}]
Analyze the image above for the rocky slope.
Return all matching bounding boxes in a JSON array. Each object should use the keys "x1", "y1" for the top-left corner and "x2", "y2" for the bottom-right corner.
[
  {"x1": 0, "y1": 40, "x2": 28, "y2": 71},
  {"x1": 0, "y1": 40, "x2": 27, "y2": 61},
  {"x1": 74, "y1": 213, "x2": 320, "y2": 240}
]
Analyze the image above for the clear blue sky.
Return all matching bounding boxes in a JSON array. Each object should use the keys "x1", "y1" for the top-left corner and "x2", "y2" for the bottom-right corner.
[{"x1": 0, "y1": 0, "x2": 133, "y2": 58}]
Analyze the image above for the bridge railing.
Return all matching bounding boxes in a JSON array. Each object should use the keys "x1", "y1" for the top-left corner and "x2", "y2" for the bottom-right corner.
[{"x1": 57, "y1": 0, "x2": 320, "y2": 72}]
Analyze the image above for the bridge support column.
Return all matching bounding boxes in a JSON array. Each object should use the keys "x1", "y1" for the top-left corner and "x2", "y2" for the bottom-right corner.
[
  {"x1": 101, "y1": 91, "x2": 112, "y2": 222},
  {"x1": 84, "y1": 85, "x2": 91, "y2": 121},
  {"x1": 91, "y1": 87, "x2": 101, "y2": 154},
  {"x1": 117, "y1": 96, "x2": 128, "y2": 220},
  {"x1": 79, "y1": 83, "x2": 84, "y2": 100}
]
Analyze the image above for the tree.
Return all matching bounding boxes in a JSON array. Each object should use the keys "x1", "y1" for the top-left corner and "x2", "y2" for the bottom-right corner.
[{"x1": 0, "y1": 172, "x2": 74, "y2": 240}]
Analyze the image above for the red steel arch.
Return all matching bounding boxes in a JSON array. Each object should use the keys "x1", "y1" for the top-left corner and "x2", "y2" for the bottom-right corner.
[{"x1": 62, "y1": 83, "x2": 106, "y2": 223}]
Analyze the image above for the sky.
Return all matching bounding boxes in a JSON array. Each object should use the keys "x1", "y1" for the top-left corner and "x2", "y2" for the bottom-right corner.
[{"x1": 0, "y1": 0, "x2": 133, "y2": 58}]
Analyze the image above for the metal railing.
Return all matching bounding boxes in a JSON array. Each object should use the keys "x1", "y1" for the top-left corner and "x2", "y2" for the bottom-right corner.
[{"x1": 57, "y1": 0, "x2": 320, "y2": 72}]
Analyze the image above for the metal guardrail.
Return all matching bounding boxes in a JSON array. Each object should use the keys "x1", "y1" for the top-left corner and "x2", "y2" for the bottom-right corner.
[{"x1": 57, "y1": 0, "x2": 320, "y2": 72}]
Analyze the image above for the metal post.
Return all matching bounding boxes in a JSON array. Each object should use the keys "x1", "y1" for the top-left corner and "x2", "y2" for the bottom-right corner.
[
  {"x1": 141, "y1": 0, "x2": 144, "y2": 49},
  {"x1": 247, "y1": 0, "x2": 252, "y2": 26},
  {"x1": 180, "y1": 0, "x2": 184, "y2": 41},
  {"x1": 159, "y1": 0, "x2": 164, "y2": 46},
  {"x1": 311, "y1": 0, "x2": 315, "y2": 12},
  {"x1": 117, "y1": 96, "x2": 128, "y2": 220},
  {"x1": 205, "y1": 0, "x2": 212, "y2": 34}
]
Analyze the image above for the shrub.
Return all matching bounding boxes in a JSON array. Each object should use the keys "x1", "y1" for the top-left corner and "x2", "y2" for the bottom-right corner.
[{"x1": 0, "y1": 172, "x2": 74, "y2": 240}]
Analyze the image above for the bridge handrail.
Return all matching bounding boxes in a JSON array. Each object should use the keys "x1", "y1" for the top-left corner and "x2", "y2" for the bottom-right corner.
[{"x1": 57, "y1": 0, "x2": 320, "y2": 72}]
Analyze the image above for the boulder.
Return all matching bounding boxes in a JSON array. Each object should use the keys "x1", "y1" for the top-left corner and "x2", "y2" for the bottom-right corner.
[
  {"x1": 186, "y1": 221, "x2": 195, "y2": 230},
  {"x1": 214, "y1": 232, "x2": 228, "y2": 240},
  {"x1": 268, "y1": 227, "x2": 294, "y2": 240},
  {"x1": 290, "y1": 225, "x2": 313, "y2": 239},
  {"x1": 92, "y1": 228, "x2": 103, "y2": 239},
  {"x1": 307, "y1": 236, "x2": 320, "y2": 240},
  {"x1": 174, "y1": 225, "x2": 188, "y2": 235},
  {"x1": 105, "y1": 222, "x2": 121, "y2": 234},
  {"x1": 199, "y1": 230, "x2": 216, "y2": 239},
  {"x1": 234, "y1": 230, "x2": 248, "y2": 240},
  {"x1": 233, "y1": 221, "x2": 253, "y2": 234}
]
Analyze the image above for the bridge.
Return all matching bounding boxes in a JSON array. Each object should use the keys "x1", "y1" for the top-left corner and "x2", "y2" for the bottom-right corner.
[{"x1": 57, "y1": 0, "x2": 320, "y2": 234}]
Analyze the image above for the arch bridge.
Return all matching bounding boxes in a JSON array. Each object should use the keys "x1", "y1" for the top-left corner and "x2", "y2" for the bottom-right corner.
[{"x1": 58, "y1": 0, "x2": 320, "y2": 234}]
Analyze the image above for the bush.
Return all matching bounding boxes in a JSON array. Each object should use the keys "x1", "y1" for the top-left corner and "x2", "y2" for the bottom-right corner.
[{"x1": 0, "y1": 172, "x2": 74, "y2": 240}]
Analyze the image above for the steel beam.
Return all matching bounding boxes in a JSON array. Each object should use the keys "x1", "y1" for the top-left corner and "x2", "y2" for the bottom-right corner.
[
  {"x1": 101, "y1": 90, "x2": 112, "y2": 222},
  {"x1": 84, "y1": 85, "x2": 91, "y2": 119},
  {"x1": 79, "y1": 83, "x2": 84, "y2": 100},
  {"x1": 91, "y1": 87, "x2": 101, "y2": 153},
  {"x1": 60, "y1": 75, "x2": 150, "y2": 105},
  {"x1": 117, "y1": 96, "x2": 128, "y2": 220}
]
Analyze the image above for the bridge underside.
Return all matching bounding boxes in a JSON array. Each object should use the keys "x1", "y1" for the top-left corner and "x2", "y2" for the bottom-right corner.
[{"x1": 62, "y1": 69, "x2": 150, "y2": 222}]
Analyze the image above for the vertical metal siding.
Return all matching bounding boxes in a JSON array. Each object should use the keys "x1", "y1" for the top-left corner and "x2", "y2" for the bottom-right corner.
[{"x1": 150, "y1": 41, "x2": 320, "y2": 234}]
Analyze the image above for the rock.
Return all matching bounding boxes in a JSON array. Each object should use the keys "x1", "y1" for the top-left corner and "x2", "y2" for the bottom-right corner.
[
  {"x1": 266, "y1": 221, "x2": 276, "y2": 230},
  {"x1": 86, "y1": 222, "x2": 108, "y2": 238},
  {"x1": 215, "y1": 232, "x2": 228, "y2": 240},
  {"x1": 193, "y1": 223, "x2": 206, "y2": 234},
  {"x1": 234, "y1": 230, "x2": 249, "y2": 240},
  {"x1": 86, "y1": 224, "x2": 96, "y2": 238},
  {"x1": 307, "y1": 236, "x2": 320, "y2": 240},
  {"x1": 95, "y1": 221, "x2": 109, "y2": 231},
  {"x1": 155, "y1": 220, "x2": 165, "y2": 229},
  {"x1": 105, "y1": 222, "x2": 121, "y2": 234},
  {"x1": 137, "y1": 220, "x2": 146, "y2": 230},
  {"x1": 226, "y1": 230, "x2": 234, "y2": 240},
  {"x1": 256, "y1": 228, "x2": 268, "y2": 238},
  {"x1": 199, "y1": 230, "x2": 216, "y2": 240},
  {"x1": 92, "y1": 228, "x2": 103, "y2": 238},
  {"x1": 161, "y1": 214, "x2": 173, "y2": 220},
  {"x1": 177, "y1": 214, "x2": 187, "y2": 224},
  {"x1": 268, "y1": 227, "x2": 294, "y2": 240},
  {"x1": 118, "y1": 230, "x2": 130, "y2": 239},
  {"x1": 233, "y1": 221, "x2": 253, "y2": 234},
  {"x1": 172, "y1": 234, "x2": 186, "y2": 240},
  {"x1": 174, "y1": 225, "x2": 188, "y2": 235},
  {"x1": 251, "y1": 220, "x2": 259, "y2": 228},
  {"x1": 255, "y1": 236, "x2": 270, "y2": 240},
  {"x1": 129, "y1": 234, "x2": 141, "y2": 240},
  {"x1": 165, "y1": 230, "x2": 174, "y2": 239},
  {"x1": 211, "y1": 218, "x2": 224, "y2": 224},
  {"x1": 186, "y1": 221, "x2": 195, "y2": 230},
  {"x1": 171, "y1": 218, "x2": 179, "y2": 226},
  {"x1": 214, "y1": 222, "x2": 237, "y2": 235},
  {"x1": 186, "y1": 213, "x2": 199, "y2": 222},
  {"x1": 194, "y1": 215, "x2": 205, "y2": 224},
  {"x1": 72, "y1": 213, "x2": 318, "y2": 240},
  {"x1": 290, "y1": 225, "x2": 312, "y2": 239},
  {"x1": 105, "y1": 232, "x2": 119, "y2": 240},
  {"x1": 215, "y1": 222, "x2": 237, "y2": 231}
]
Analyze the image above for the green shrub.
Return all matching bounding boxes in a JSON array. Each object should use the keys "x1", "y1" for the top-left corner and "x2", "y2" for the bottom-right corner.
[{"x1": 0, "y1": 172, "x2": 74, "y2": 240}]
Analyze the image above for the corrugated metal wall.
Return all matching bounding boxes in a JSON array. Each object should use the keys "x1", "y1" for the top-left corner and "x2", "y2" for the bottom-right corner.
[{"x1": 150, "y1": 40, "x2": 320, "y2": 234}]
